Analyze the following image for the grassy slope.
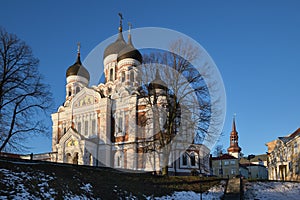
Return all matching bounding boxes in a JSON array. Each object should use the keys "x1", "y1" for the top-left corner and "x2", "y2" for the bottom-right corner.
[{"x1": 0, "y1": 157, "x2": 222, "y2": 199}]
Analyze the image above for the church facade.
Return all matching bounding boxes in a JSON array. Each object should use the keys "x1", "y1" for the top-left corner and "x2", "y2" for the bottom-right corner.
[{"x1": 51, "y1": 19, "x2": 210, "y2": 175}]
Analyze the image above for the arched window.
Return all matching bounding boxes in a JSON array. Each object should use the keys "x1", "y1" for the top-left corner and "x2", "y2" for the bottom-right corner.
[
  {"x1": 92, "y1": 119, "x2": 96, "y2": 135},
  {"x1": 68, "y1": 87, "x2": 72, "y2": 96},
  {"x1": 84, "y1": 121, "x2": 88, "y2": 136},
  {"x1": 117, "y1": 155, "x2": 121, "y2": 167},
  {"x1": 121, "y1": 71, "x2": 125, "y2": 82},
  {"x1": 73, "y1": 153, "x2": 79, "y2": 165},
  {"x1": 190, "y1": 152, "x2": 196, "y2": 166},
  {"x1": 77, "y1": 122, "x2": 81, "y2": 133},
  {"x1": 110, "y1": 68, "x2": 113, "y2": 81},
  {"x1": 76, "y1": 86, "x2": 80, "y2": 94},
  {"x1": 182, "y1": 153, "x2": 188, "y2": 166},
  {"x1": 66, "y1": 153, "x2": 72, "y2": 164},
  {"x1": 130, "y1": 71, "x2": 134, "y2": 82}
]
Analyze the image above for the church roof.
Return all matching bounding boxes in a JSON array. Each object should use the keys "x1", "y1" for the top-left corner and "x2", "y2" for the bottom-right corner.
[
  {"x1": 66, "y1": 50, "x2": 90, "y2": 80},
  {"x1": 276, "y1": 128, "x2": 300, "y2": 144},
  {"x1": 117, "y1": 42, "x2": 142, "y2": 63},
  {"x1": 103, "y1": 31, "x2": 127, "y2": 59},
  {"x1": 149, "y1": 68, "x2": 167, "y2": 90},
  {"x1": 103, "y1": 14, "x2": 128, "y2": 59},
  {"x1": 212, "y1": 154, "x2": 237, "y2": 160},
  {"x1": 240, "y1": 154, "x2": 268, "y2": 164}
]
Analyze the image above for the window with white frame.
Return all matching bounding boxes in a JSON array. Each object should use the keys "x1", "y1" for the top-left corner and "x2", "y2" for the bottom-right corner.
[
  {"x1": 118, "y1": 117, "x2": 123, "y2": 133},
  {"x1": 77, "y1": 122, "x2": 81, "y2": 133},
  {"x1": 230, "y1": 160, "x2": 236, "y2": 165},
  {"x1": 294, "y1": 142, "x2": 298, "y2": 153},
  {"x1": 231, "y1": 168, "x2": 236, "y2": 175},
  {"x1": 76, "y1": 86, "x2": 80, "y2": 94},
  {"x1": 109, "y1": 68, "x2": 113, "y2": 81},
  {"x1": 190, "y1": 153, "x2": 196, "y2": 166},
  {"x1": 121, "y1": 71, "x2": 125, "y2": 82},
  {"x1": 92, "y1": 119, "x2": 96, "y2": 135},
  {"x1": 182, "y1": 153, "x2": 188, "y2": 166},
  {"x1": 130, "y1": 70, "x2": 134, "y2": 82},
  {"x1": 84, "y1": 121, "x2": 88, "y2": 136},
  {"x1": 224, "y1": 161, "x2": 229, "y2": 165}
]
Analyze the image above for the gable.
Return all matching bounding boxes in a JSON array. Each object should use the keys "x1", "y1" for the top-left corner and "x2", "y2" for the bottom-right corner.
[
  {"x1": 72, "y1": 87, "x2": 101, "y2": 108},
  {"x1": 59, "y1": 127, "x2": 82, "y2": 146}
]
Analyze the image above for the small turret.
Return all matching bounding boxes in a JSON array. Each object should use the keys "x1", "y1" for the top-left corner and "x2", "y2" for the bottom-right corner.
[{"x1": 65, "y1": 43, "x2": 90, "y2": 100}]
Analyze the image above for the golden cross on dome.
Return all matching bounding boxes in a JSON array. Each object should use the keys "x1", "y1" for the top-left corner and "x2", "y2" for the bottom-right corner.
[
  {"x1": 118, "y1": 13, "x2": 123, "y2": 32},
  {"x1": 118, "y1": 13, "x2": 123, "y2": 20}
]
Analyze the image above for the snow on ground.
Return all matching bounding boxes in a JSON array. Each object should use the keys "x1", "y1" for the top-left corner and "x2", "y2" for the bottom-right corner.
[
  {"x1": 244, "y1": 181, "x2": 300, "y2": 200},
  {"x1": 0, "y1": 168, "x2": 93, "y2": 199},
  {"x1": 0, "y1": 168, "x2": 56, "y2": 199},
  {"x1": 147, "y1": 181, "x2": 226, "y2": 200}
]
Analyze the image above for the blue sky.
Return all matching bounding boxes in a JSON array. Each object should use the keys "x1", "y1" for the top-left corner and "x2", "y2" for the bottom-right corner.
[{"x1": 1, "y1": 0, "x2": 300, "y2": 156}]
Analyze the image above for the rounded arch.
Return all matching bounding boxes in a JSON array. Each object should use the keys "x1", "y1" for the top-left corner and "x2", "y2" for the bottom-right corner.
[
  {"x1": 130, "y1": 70, "x2": 134, "y2": 82},
  {"x1": 73, "y1": 152, "x2": 79, "y2": 164},
  {"x1": 65, "y1": 153, "x2": 72, "y2": 164},
  {"x1": 75, "y1": 86, "x2": 80, "y2": 94},
  {"x1": 109, "y1": 68, "x2": 114, "y2": 81}
]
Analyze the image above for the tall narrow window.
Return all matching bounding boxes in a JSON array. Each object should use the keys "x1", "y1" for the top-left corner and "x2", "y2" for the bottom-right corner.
[
  {"x1": 110, "y1": 68, "x2": 113, "y2": 81},
  {"x1": 130, "y1": 71, "x2": 134, "y2": 82},
  {"x1": 294, "y1": 142, "x2": 298, "y2": 153},
  {"x1": 182, "y1": 153, "x2": 188, "y2": 166},
  {"x1": 92, "y1": 119, "x2": 96, "y2": 135},
  {"x1": 68, "y1": 87, "x2": 72, "y2": 96},
  {"x1": 84, "y1": 121, "x2": 88, "y2": 136},
  {"x1": 77, "y1": 122, "x2": 81, "y2": 133},
  {"x1": 75, "y1": 86, "x2": 80, "y2": 94},
  {"x1": 190, "y1": 153, "x2": 196, "y2": 166},
  {"x1": 125, "y1": 113, "x2": 129, "y2": 134},
  {"x1": 122, "y1": 71, "x2": 125, "y2": 82},
  {"x1": 118, "y1": 117, "x2": 123, "y2": 133},
  {"x1": 117, "y1": 156, "x2": 121, "y2": 167}
]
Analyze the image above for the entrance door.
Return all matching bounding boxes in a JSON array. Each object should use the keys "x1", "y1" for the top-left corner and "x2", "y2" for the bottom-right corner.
[{"x1": 73, "y1": 153, "x2": 78, "y2": 165}]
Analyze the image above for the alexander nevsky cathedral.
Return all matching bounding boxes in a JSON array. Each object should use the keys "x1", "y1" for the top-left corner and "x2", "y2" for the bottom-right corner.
[{"x1": 51, "y1": 16, "x2": 210, "y2": 175}]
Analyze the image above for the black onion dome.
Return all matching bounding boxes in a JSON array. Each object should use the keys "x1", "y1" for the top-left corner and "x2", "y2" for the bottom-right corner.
[
  {"x1": 103, "y1": 32, "x2": 127, "y2": 59},
  {"x1": 149, "y1": 68, "x2": 167, "y2": 90},
  {"x1": 66, "y1": 53, "x2": 90, "y2": 80},
  {"x1": 117, "y1": 44, "x2": 142, "y2": 63},
  {"x1": 117, "y1": 33, "x2": 142, "y2": 63}
]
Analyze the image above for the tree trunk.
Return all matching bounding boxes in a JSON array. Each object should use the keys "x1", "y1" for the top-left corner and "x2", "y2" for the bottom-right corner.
[{"x1": 161, "y1": 166, "x2": 168, "y2": 176}]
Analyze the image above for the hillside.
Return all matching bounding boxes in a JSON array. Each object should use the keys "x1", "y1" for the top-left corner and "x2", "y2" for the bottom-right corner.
[{"x1": 0, "y1": 157, "x2": 223, "y2": 199}]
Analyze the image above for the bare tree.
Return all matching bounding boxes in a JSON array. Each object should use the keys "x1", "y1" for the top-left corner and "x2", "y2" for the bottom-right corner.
[
  {"x1": 136, "y1": 39, "x2": 217, "y2": 175},
  {"x1": 213, "y1": 144, "x2": 225, "y2": 157},
  {"x1": 0, "y1": 27, "x2": 53, "y2": 152}
]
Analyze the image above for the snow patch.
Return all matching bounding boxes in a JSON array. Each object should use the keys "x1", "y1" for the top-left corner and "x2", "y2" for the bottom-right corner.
[
  {"x1": 244, "y1": 181, "x2": 300, "y2": 200},
  {"x1": 147, "y1": 182, "x2": 225, "y2": 200}
]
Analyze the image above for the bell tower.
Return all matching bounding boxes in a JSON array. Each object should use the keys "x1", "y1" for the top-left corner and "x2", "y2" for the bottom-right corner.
[{"x1": 227, "y1": 116, "x2": 242, "y2": 158}]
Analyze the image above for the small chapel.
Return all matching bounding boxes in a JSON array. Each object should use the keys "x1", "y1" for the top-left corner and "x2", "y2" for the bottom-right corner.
[{"x1": 50, "y1": 16, "x2": 210, "y2": 175}]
